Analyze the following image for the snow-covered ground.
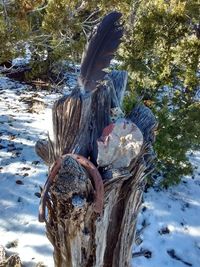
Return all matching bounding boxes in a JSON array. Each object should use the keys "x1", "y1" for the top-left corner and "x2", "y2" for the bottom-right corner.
[
  {"x1": 133, "y1": 151, "x2": 200, "y2": 267},
  {"x1": 0, "y1": 77, "x2": 199, "y2": 267},
  {"x1": 0, "y1": 77, "x2": 73, "y2": 266}
]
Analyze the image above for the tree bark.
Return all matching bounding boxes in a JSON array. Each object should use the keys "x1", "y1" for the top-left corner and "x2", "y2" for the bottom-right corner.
[{"x1": 36, "y1": 69, "x2": 157, "y2": 267}]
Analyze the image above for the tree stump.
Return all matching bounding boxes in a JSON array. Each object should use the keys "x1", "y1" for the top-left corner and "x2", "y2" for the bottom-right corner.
[{"x1": 36, "y1": 12, "x2": 157, "y2": 267}]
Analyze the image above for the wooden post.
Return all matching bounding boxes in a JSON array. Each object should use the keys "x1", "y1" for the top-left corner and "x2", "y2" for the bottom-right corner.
[{"x1": 36, "y1": 12, "x2": 157, "y2": 267}]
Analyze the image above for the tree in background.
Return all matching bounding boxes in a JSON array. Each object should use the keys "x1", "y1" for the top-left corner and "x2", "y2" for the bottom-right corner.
[
  {"x1": 121, "y1": 0, "x2": 200, "y2": 186},
  {"x1": 0, "y1": 0, "x2": 43, "y2": 63},
  {"x1": 0, "y1": 1, "x2": 130, "y2": 79},
  {"x1": 39, "y1": 0, "x2": 130, "y2": 81},
  {"x1": 0, "y1": 0, "x2": 199, "y2": 186}
]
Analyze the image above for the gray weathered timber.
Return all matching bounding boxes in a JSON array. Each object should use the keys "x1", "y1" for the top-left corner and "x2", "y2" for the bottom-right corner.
[
  {"x1": 35, "y1": 12, "x2": 157, "y2": 267},
  {"x1": 51, "y1": 85, "x2": 111, "y2": 163},
  {"x1": 35, "y1": 81, "x2": 157, "y2": 266},
  {"x1": 107, "y1": 70, "x2": 128, "y2": 108}
]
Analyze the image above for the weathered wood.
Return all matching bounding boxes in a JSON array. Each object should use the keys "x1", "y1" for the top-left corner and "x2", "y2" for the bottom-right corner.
[
  {"x1": 36, "y1": 84, "x2": 111, "y2": 165},
  {"x1": 107, "y1": 70, "x2": 127, "y2": 121},
  {"x1": 45, "y1": 156, "x2": 93, "y2": 267},
  {"x1": 35, "y1": 12, "x2": 157, "y2": 267},
  {"x1": 128, "y1": 104, "x2": 158, "y2": 143},
  {"x1": 35, "y1": 140, "x2": 50, "y2": 164},
  {"x1": 52, "y1": 88, "x2": 92, "y2": 158},
  {"x1": 0, "y1": 245, "x2": 22, "y2": 267},
  {"x1": 107, "y1": 70, "x2": 128, "y2": 108},
  {"x1": 99, "y1": 106, "x2": 156, "y2": 267},
  {"x1": 35, "y1": 86, "x2": 157, "y2": 267},
  {"x1": 0, "y1": 246, "x2": 6, "y2": 264},
  {"x1": 36, "y1": 100, "x2": 156, "y2": 267}
]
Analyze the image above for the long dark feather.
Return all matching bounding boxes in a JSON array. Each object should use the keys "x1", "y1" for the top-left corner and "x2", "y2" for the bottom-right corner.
[{"x1": 79, "y1": 12, "x2": 123, "y2": 91}]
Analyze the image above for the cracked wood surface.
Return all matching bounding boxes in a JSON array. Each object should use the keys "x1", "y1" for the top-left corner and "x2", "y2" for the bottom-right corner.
[{"x1": 36, "y1": 88, "x2": 157, "y2": 267}]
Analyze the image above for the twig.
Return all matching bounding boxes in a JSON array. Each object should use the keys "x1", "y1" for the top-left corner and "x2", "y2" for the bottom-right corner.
[
  {"x1": 167, "y1": 249, "x2": 193, "y2": 266},
  {"x1": 0, "y1": 65, "x2": 31, "y2": 75},
  {"x1": 1, "y1": 0, "x2": 11, "y2": 29},
  {"x1": 135, "y1": 220, "x2": 150, "y2": 238},
  {"x1": 27, "y1": 0, "x2": 48, "y2": 14},
  {"x1": 82, "y1": 9, "x2": 100, "y2": 23},
  {"x1": 132, "y1": 249, "x2": 152, "y2": 259}
]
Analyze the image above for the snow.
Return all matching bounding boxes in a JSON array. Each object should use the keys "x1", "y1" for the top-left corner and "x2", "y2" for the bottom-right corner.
[
  {"x1": 0, "y1": 76, "x2": 199, "y2": 267},
  {"x1": 133, "y1": 151, "x2": 200, "y2": 267},
  {"x1": 12, "y1": 44, "x2": 32, "y2": 67},
  {"x1": 0, "y1": 77, "x2": 61, "y2": 266}
]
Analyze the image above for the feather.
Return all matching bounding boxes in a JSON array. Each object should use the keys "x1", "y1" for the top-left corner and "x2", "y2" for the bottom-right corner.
[{"x1": 79, "y1": 11, "x2": 123, "y2": 91}]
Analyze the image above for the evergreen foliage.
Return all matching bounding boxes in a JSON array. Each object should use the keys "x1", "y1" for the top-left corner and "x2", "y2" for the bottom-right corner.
[
  {"x1": 121, "y1": 0, "x2": 200, "y2": 186},
  {"x1": 0, "y1": 0, "x2": 42, "y2": 62},
  {"x1": 0, "y1": 0, "x2": 199, "y2": 186}
]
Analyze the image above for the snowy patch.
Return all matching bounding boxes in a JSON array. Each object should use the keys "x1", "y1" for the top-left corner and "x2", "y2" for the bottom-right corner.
[
  {"x1": 133, "y1": 152, "x2": 200, "y2": 267},
  {"x1": 0, "y1": 77, "x2": 66, "y2": 266}
]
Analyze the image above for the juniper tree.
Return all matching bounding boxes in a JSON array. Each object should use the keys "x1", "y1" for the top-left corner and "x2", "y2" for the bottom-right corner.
[{"x1": 121, "y1": 0, "x2": 200, "y2": 186}]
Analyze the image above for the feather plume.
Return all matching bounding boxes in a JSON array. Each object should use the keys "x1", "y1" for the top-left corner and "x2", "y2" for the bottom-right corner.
[{"x1": 79, "y1": 12, "x2": 123, "y2": 91}]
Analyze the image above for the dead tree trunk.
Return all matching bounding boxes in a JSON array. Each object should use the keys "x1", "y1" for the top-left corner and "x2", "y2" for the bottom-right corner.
[{"x1": 35, "y1": 12, "x2": 157, "y2": 267}]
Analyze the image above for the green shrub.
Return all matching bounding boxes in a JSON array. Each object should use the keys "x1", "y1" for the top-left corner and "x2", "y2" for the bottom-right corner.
[
  {"x1": 121, "y1": 0, "x2": 200, "y2": 186},
  {"x1": 1, "y1": 0, "x2": 200, "y2": 186}
]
